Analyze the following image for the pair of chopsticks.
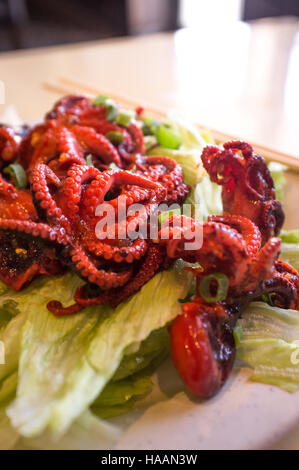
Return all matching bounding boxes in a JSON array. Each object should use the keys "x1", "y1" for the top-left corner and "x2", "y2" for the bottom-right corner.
[{"x1": 43, "y1": 77, "x2": 299, "y2": 172}]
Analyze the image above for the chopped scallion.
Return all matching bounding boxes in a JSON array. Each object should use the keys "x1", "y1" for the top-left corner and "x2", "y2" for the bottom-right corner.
[
  {"x1": 105, "y1": 131, "x2": 124, "y2": 145},
  {"x1": 199, "y1": 273, "x2": 229, "y2": 303},
  {"x1": 116, "y1": 110, "x2": 135, "y2": 127},
  {"x1": 3, "y1": 163, "x2": 27, "y2": 188},
  {"x1": 156, "y1": 124, "x2": 181, "y2": 149}
]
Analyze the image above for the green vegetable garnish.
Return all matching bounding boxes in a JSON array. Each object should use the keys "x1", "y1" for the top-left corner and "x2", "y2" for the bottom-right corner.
[
  {"x1": 105, "y1": 102, "x2": 118, "y2": 122},
  {"x1": 116, "y1": 110, "x2": 135, "y2": 127},
  {"x1": 105, "y1": 131, "x2": 124, "y2": 145},
  {"x1": 92, "y1": 95, "x2": 118, "y2": 122},
  {"x1": 158, "y1": 208, "x2": 181, "y2": 227},
  {"x1": 142, "y1": 117, "x2": 159, "y2": 136},
  {"x1": 3, "y1": 164, "x2": 27, "y2": 188},
  {"x1": 199, "y1": 273, "x2": 229, "y2": 303},
  {"x1": 156, "y1": 124, "x2": 181, "y2": 149},
  {"x1": 85, "y1": 154, "x2": 94, "y2": 166},
  {"x1": 92, "y1": 95, "x2": 109, "y2": 106}
]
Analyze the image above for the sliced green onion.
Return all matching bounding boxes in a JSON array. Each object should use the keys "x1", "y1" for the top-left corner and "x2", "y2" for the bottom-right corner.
[
  {"x1": 92, "y1": 95, "x2": 118, "y2": 122},
  {"x1": 233, "y1": 325, "x2": 243, "y2": 348},
  {"x1": 92, "y1": 95, "x2": 109, "y2": 106},
  {"x1": 86, "y1": 154, "x2": 94, "y2": 166},
  {"x1": 199, "y1": 273, "x2": 229, "y2": 303},
  {"x1": 156, "y1": 124, "x2": 181, "y2": 149},
  {"x1": 105, "y1": 102, "x2": 118, "y2": 122},
  {"x1": 158, "y1": 208, "x2": 181, "y2": 227},
  {"x1": 142, "y1": 117, "x2": 159, "y2": 136},
  {"x1": 116, "y1": 110, "x2": 135, "y2": 127},
  {"x1": 105, "y1": 131, "x2": 124, "y2": 145},
  {"x1": 3, "y1": 163, "x2": 27, "y2": 188}
]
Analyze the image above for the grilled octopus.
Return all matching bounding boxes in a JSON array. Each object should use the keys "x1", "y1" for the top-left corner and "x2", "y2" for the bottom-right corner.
[{"x1": 0, "y1": 96, "x2": 298, "y2": 399}]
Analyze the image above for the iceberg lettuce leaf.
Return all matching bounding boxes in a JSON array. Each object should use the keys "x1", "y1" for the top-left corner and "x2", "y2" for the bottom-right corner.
[
  {"x1": 21, "y1": 410, "x2": 121, "y2": 450},
  {"x1": 236, "y1": 302, "x2": 299, "y2": 392},
  {"x1": 7, "y1": 262, "x2": 192, "y2": 438}
]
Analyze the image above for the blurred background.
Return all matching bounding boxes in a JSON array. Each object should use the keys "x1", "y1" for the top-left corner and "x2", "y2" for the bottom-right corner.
[
  {"x1": 0, "y1": 0, "x2": 298, "y2": 51},
  {"x1": 0, "y1": 0, "x2": 298, "y2": 158}
]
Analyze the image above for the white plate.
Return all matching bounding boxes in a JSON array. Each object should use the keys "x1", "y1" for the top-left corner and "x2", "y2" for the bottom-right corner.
[{"x1": 110, "y1": 170, "x2": 299, "y2": 450}]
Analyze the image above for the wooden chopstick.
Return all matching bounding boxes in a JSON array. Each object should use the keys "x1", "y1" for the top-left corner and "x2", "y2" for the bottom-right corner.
[{"x1": 42, "y1": 77, "x2": 299, "y2": 172}]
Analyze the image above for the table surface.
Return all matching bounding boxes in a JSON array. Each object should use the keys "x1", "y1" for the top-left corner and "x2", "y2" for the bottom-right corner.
[
  {"x1": 0, "y1": 17, "x2": 299, "y2": 450},
  {"x1": 0, "y1": 16, "x2": 298, "y2": 157}
]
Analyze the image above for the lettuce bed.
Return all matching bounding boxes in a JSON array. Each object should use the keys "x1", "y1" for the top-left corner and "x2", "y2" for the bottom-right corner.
[{"x1": 0, "y1": 112, "x2": 298, "y2": 449}]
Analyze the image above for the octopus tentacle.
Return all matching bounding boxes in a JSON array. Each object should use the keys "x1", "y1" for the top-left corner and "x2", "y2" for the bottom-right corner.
[
  {"x1": 223, "y1": 140, "x2": 253, "y2": 159},
  {"x1": 208, "y1": 214, "x2": 261, "y2": 257},
  {"x1": 0, "y1": 219, "x2": 70, "y2": 245},
  {"x1": 73, "y1": 285, "x2": 111, "y2": 307},
  {"x1": 264, "y1": 260, "x2": 299, "y2": 310},
  {"x1": 27, "y1": 125, "x2": 58, "y2": 172},
  {"x1": 262, "y1": 276, "x2": 297, "y2": 310},
  {"x1": 47, "y1": 301, "x2": 83, "y2": 316},
  {"x1": 63, "y1": 244, "x2": 133, "y2": 289},
  {"x1": 31, "y1": 164, "x2": 71, "y2": 233},
  {"x1": 84, "y1": 238, "x2": 148, "y2": 263},
  {"x1": 57, "y1": 164, "x2": 101, "y2": 224},
  {"x1": 158, "y1": 215, "x2": 248, "y2": 288},
  {"x1": 261, "y1": 200, "x2": 285, "y2": 240},
  {"x1": 118, "y1": 122, "x2": 145, "y2": 161},
  {"x1": 70, "y1": 125, "x2": 122, "y2": 166},
  {"x1": 82, "y1": 169, "x2": 162, "y2": 224},
  {"x1": 75, "y1": 242, "x2": 166, "y2": 309},
  {"x1": 109, "y1": 243, "x2": 165, "y2": 307},
  {"x1": 54, "y1": 126, "x2": 86, "y2": 167},
  {"x1": 136, "y1": 155, "x2": 189, "y2": 204},
  {"x1": 201, "y1": 141, "x2": 284, "y2": 244},
  {"x1": 249, "y1": 237, "x2": 281, "y2": 284}
]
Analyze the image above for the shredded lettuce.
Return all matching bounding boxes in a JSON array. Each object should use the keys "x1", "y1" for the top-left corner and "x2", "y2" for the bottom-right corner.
[
  {"x1": 6, "y1": 262, "x2": 192, "y2": 439},
  {"x1": 236, "y1": 225, "x2": 299, "y2": 393},
  {"x1": 280, "y1": 230, "x2": 299, "y2": 244},
  {"x1": 236, "y1": 302, "x2": 299, "y2": 392},
  {"x1": 112, "y1": 327, "x2": 169, "y2": 381},
  {"x1": 268, "y1": 162, "x2": 286, "y2": 203},
  {"x1": 281, "y1": 243, "x2": 299, "y2": 272},
  {"x1": 92, "y1": 372, "x2": 153, "y2": 419},
  {"x1": 91, "y1": 328, "x2": 170, "y2": 418}
]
